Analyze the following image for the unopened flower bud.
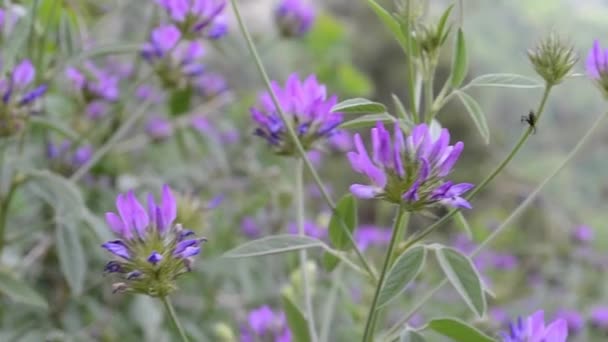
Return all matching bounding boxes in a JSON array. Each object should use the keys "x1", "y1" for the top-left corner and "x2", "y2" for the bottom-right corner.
[{"x1": 527, "y1": 33, "x2": 577, "y2": 85}]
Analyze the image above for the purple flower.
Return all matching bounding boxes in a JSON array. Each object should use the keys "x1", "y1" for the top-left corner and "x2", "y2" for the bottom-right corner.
[
  {"x1": 354, "y1": 225, "x2": 391, "y2": 251},
  {"x1": 155, "y1": 0, "x2": 228, "y2": 39},
  {"x1": 66, "y1": 62, "x2": 121, "y2": 102},
  {"x1": 241, "y1": 217, "x2": 261, "y2": 238},
  {"x1": 586, "y1": 40, "x2": 608, "y2": 95},
  {"x1": 194, "y1": 72, "x2": 228, "y2": 98},
  {"x1": 590, "y1": 306, "x2": 608, "y2": 330},
  {"x1": 275, "y1": 0, "x2": 315, "y2": 38},
  {"x1": 501, "y1": 310, "x2": 568, "y2": 342},
  {"x1": 347, "y1": 122, "x2": 472, "y2": 210},
  {"x1": 86, "y1": 101, "x2": 109, "y2": 120},
  {"x1": 250, "y1": 73, "x2": 343, "y2": 155},
  {"x1": 554, "y1": 309, "x2": 584, "y2": 334},
  {"x1": 146, "y1": 116, "x2": 174, "y2": 141},
  {"x1": 46, "y1": 140, "x2": 94, "y2": 172},
  {"x1": 101, "y1": 185, "x2": 206, "y2": 296},
  {"x1": 141, "y1": 25, "x2": 182, "y2": 60},
  {"x1": 571, "y1": 224, "x2": 593, "y2": 244},
  {"x1": 72, "y1": 145, "x2": 93, "y2": 167},
  {"x1": 288, "y1": 220, "x2": 327, "y2": 240},
  {"x1": 241, "y1": 306, "x2": 291, "y2": 342}
]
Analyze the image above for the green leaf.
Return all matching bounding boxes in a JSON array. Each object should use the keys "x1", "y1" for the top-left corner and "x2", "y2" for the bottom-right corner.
[
  {"x1": 26, "y1": 170, "x2": 86, "y2": 218},
  {"x1": 29, "y1": 116, "x2": 80, "y2": 141},
  {"x1": 332, "y1": 98, "x2": 386, "y2": 114},
  {"x1": 455, "y1": 212, "x2": 473, "y2": 239},
  {"x1": 169, "y1": 87, "x2": 193, "y2": 116},
  {"x1": 436, "y1": 4, "x2": 455, "y2": 45},
  {"x1": 322, "y1": 252, "x2": 340, "y2": 271},
  {"x1": 377, "y1": 246, "x2": 426, "y2": 308},
  {"x1": 282, "y1": 295, "x2": 312, "y2": 342},
  {"x1": 400, "y1": 329, "x2": 426, "y2": 342},
  {"x1": 335, "y1": 63, "x2": 374, "y2": 97},
  {"x1": 455, "y1": 91, "x2": 489, "y2": 144},
  {"x1": 56, "y1": 223, "x2": 86, "y2": 296},
  {"x1": 464, "y1": 73, "x2": 543, "y2": 89},
  {"x1": 223, "y1": 235, "x2": 324, "y2": 258},
  {"x1": 450, "y1": 29, "x2": 468, "y2": 88},
  {"x1": 0, "y1": 269, "x2": 48, "y2": 309},
  {"x1": 366, "y1": 0, "x2": 409, "y2": 54},
  {"x1": 340, "y1": 113, "x2": 396, "y2": 130},
  {"x1": 328, "y1": 194, "x2": 357, "y2": 250},
  {"x1": 305, "y1": 13, "x2": 345, "y2": 55},
  {"x1": 435, "y1": 247, "x2": 487, "y2": 318},
  {"x1": 391, "y1": 94, "x2": 412, "y2": 124},
  {"x1": 427, "y1": 318, "x2": 495, "y2": 342}
]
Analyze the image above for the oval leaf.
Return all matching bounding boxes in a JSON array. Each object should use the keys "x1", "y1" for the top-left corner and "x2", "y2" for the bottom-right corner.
[
  {"x1": 56, "y1": 223, "x2": 86, "y2": 296},
  {"x1": 340, "y1": 113, "x2": 396, "y2": 130},
  {"x1": 0, "y1": 269, "x2": 48, "y2": 310},
  {"x1": 331, "y1": 98, "x2": 386, "y2": 114},
  {"x1": 223, "y1": 235, "x2": 324, "y2": 258},
  {"x1": 282, "y1": 295, "x2": 312, "y2": 342},
  {"x1": 377, "y1": 246, "x2": 426, "y2": 308},
  {"x1": 328, "y1": 194, "x2": 357, "y2": 250},
  {"x1": 455, "y1": 91, "x2": 490, "y2": 144},
  {"x1": 450, "y1": 29, "x2": 468, "y2": 88},
  {"x1": 427, "y1": 318, "x2": 494, "y2": 342},
  {"x1": 435, "y1": 247, "x2": 487, "y2": 318},
  {"x1": 465, "y1": 73, "x2": 543, "y2": 89}
]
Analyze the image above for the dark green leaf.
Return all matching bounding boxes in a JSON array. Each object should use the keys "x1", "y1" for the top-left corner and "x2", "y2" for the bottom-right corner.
[
  {"x1": 331, "y1": 98, "x2": 386, "y2": 114},
  {"x1": 435, "y1": 247, "x2": 487, "y2": 318},
  {"x1": 223, "y1": 235, "x2": 324, "y2": 258},
  {"x1": 328, "y1": 194, "x2": 357, "y2": 250},
  {"x1": 282, "y1": 295, "x2": 311, "y2": 342},
  {"x1": 56, "y1": 223, "x2": 86, "y2": 296},
  {"x1": 169, "y1": 87, "x2": 193, "y2": 116},
  {"x1": 427, "y1": 318, "x2": 495, "y2": 342},
  {"x1": 0, "y1": 269, "x2": 48, "y2": 309},
  {"x1": 322, "y1": 251, "x2": 340, "y2": 272},
  {"x1": 455, "y1": 91, "x2": 489, "y2": 144},
  {"x1": 400, "y1": 329, "x2": 426, "y2": 342},
  {"x1": 450, "y1": 29, "x2": 468, "y2": 88},
  {"x1": 377, "y1": 246, "x2": 426, "y2": 308},
  {"x1": 340, "y1": 113, "x2": 396, "y2": 130}
]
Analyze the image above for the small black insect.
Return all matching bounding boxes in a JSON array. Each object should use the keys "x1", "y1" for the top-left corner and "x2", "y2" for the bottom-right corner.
[{"x1": 521, "y1": 110, "x2": 537, "y2": 134}]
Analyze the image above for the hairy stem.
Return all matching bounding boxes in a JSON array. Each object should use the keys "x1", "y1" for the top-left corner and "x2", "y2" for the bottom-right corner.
[{"x1": 161, "y1": 296, "x2": 190, "y2": 342}]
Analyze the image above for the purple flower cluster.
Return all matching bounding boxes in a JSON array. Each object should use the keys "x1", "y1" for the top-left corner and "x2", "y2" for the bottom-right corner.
[
  {"x1": 145, "y1": 115, "x2": 174, "y2": 141},
  {"x1": 241, "y1": 305, "x2": 292, "y2": 342},
  {"x1": 452, "y1": 234, "x2": 518, "y2": 272},
  {"x1": 251, "y1": 73, "x2": 343, "y2": 155},
  {"x1": 275, "y1": 0, "x2": 315, "y2": 38},
  {"x1": 101, "y1": 185, "x2": 206, "y2": 296},
  {"x1": 501, "y1": 310, "x2": 568, "y2": 342},
  {"x1": 0, "y1": 59, "x2": 47, "y2": 136},
  {"x1": 586, "y1": 40, "x2": 608, "y2": 95},
  {"x1": 46, "y1": 140, "x2": 94, "y2": 173},
  {"x1": 66, "y1": 61, "x2": 123, "y2": 120},
  {"x1": 155, "y1": 0, "x2": 228, "y2": 39},
  {"x1": 348, "y1": 122, "x2": 473, "y2": 210},
  {"x1": 287, "y1": 220, "x2": 327, "y2": 240},
  {"x1": 354, "y1": 225, "x2": 392, "y2": 251}
]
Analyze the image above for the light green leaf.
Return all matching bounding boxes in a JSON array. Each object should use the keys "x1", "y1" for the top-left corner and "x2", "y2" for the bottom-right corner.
[
  {"x1": 455, "y1": 91, "x2": 489, "y2": 144},
  {"x1": 0, "y1": 269, "x2": 48, "y2": 309},
  {"x1": 436, "y1": 4, "x2": 455, "y2": 45},
  {"x1": 223, "y1": 235, "x2": 324, "y2": 258},
  {"x1": 377, "y1": 246, "x2": 426, "y2": 308},
  {"x1": 26, "y1": 170, "x2": 86, "y2": 218},
  {"x1": 340, "y1": 113, "x2": 396, "y2": 130},
  {"x1": 400, "y1": 329, "x2": 426, "y2": 342},
  {"x1": 464, "y1": 73, "x2": 543, "y2": 89},
  {"x1": 328, "y1": 194, "x2": 357, "y2": 250},
  {"x1": 435, "y1": 247, "x2": 487, "y2": 318},
  {"x1": 366, "y1": 0, "x2": 409, "y2": 54},
  {"x1": 56, "y1": 223, "x2": 86, "y2": 296},
  {"x1": 332, "y1": 98, "x2": 386, "y2": 114},
  {"x1": 282, "y1": 295, "x2": 312, "y2": 342},
  {"x1": 450, "y1": 29, "x2": 468, "y2": 88},
  {"x1": 427, "y1": 318, "x2": 495, "y2": 342},
  {"x1": 455, "y1": 212, "x2": 473, "y2": 239}
]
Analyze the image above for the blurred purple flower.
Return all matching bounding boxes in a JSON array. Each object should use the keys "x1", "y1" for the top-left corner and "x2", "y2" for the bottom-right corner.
[
  {"x1": 72, "y1": 145, "x2": 93, "y2": 167},
  {"x1": 288, "y1": 220, "x2": 327, "y2": 240},
  {"x1": 241, "y1": 305, "x2": 291, "y2": 342},
  {"x1": 590, "y1": 306, "x2": 608, "y2": 330},
  {"x1": 328, "y1": 130, "x2": 352, "y2": 152},
  {"x1": 66, "y1": 62, "x2": 120, "y2": 101},
  {"x1": 191, "y1": 114, "x2": 213, "y2": 134},
  {"x1": 136, "y1": 84, "x2": 165, "y2": 103},
  {"x1": 586, "y1": 40, "x2": 608, "y2": 95},
  {"x1": 501, "y1": 310, "x2": 568, "y2": 342},
  {"x1": 47, "y1": 140, "x2": 93, "y2": 171},
  {"x1": 194, "y1": 72, "x2": 228, "y2": 98},
  {"x1": 555, "y1": 309, "x2": 584, "y2": 334},
  {"x1": 145, "y1": 116, "x2": 174, "y2": 141},
  {"x1": 86, "y1": 100, "x2": 109, "y2": 120},
  {"x1": 348, "y1": 122, "x2": 472, "y2": 210},
  {"x1": 490, "y1": 307, "x2": 510, "y2": 327},
  {"x1": 354, "y1": 225, "x2": 391, "y2": 251},
  {"x1": 1, "y1": 59, "x2": 46, "y2": 107},
  {"x1": 275, "y1": 0, "x2": 315, "y2": 38},
  {"x1": 241, "y1": 217, "x2": 261, "y2": 238},
  {"x1": 251, "y1": 73, "x2": 343, "y2": 155},
  {"x1": 571, "y1": 224, "x2": 593, "y2": 245},
  {"x1": 491, "y1": 253, "x2": 518, "y2": 270},
  {"x1": 155, "y1": 0, "x2": 228, "y2": 39}
]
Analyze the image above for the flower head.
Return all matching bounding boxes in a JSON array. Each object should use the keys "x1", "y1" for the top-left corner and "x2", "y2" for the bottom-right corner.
[
  {"x1": 288, "y1": 220, "x2": 327, "y2": 240},
  {"x1": 554, "y1": 309, "x2": 584, "y2": 334},
  {"x1": 101, "y1": 185, "x2": 206, "y2": 297},
  {"x1": 571, "y1": 224, "x2": 594, "y2": 245},
  {"x1": 275, "y1": 0, "x2": 315, "y2": 38},
  {"x1": 250, "y1": 73, "x2": 343, "y2": 155},
  {"x1": 240, "y1": 305, "x2": 292, "y2": 342},
  {"x1": 501, "y1": 310, "x2": 568, "y2": 342},
  {"x1": 0, "y1": 60, "x2": 47, "y2": 136},
  {"x1": 145, "y1": 116, "x2": 174, "y2": 141},
  {"x1": 347, "y1": 122, "x2": 472, "y2": 210},
  {"x1": 155, "y1": 0, "x2": 228, "y2": 39},
  {"x1": 66, "y1": 62, "x2": 121, "y2": 102},
  {"x1": 527, "y1": 33, "x2": 577, "y2": 85},
  {"x1": 586, "y1": 40, "x2": 608, "y2": 97},
  {"x1": 590, "y1": 306, "x2": 608, "y2": 330},
  {"x1": 46, "y1": 140, "x2": 94, "y2": 174},
  {"x1": 354, "y1": 225, "x2": 391, "y2": 251}
]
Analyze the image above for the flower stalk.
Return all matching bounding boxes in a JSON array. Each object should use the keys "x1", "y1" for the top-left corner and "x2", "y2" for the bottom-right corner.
[{"x1": 161, "y1": 296, "x2": 190, "y2": 342}]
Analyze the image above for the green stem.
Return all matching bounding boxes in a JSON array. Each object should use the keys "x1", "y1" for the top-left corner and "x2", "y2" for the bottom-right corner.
[
  {"x1": 161, "y1": 296, "x2": 190, "y2": 342},
  {"x1": 229, "y1": 0, "x2": 376, "y2": 281},
  {"x1": 382, "y1": 108, "x2": 608, "y2": 341},
  {"x1": 402, "y1": 83, "x2": 553, "y2": 248},
  {"x1": 362, "y1": 208, "x2": 409, "y2": 342},
  {"x1": 423, "y1": 65, "x2": 435, "y2": 123},
  {"x1": 0, "y1": 174, "x2": 28, "y2": 257},
  {"x1": 404, "y1": 0, "x2": 418, "y2": 122},
  {"x1": 296, "y1": 158, "x2": 318, "y2": 342}
]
